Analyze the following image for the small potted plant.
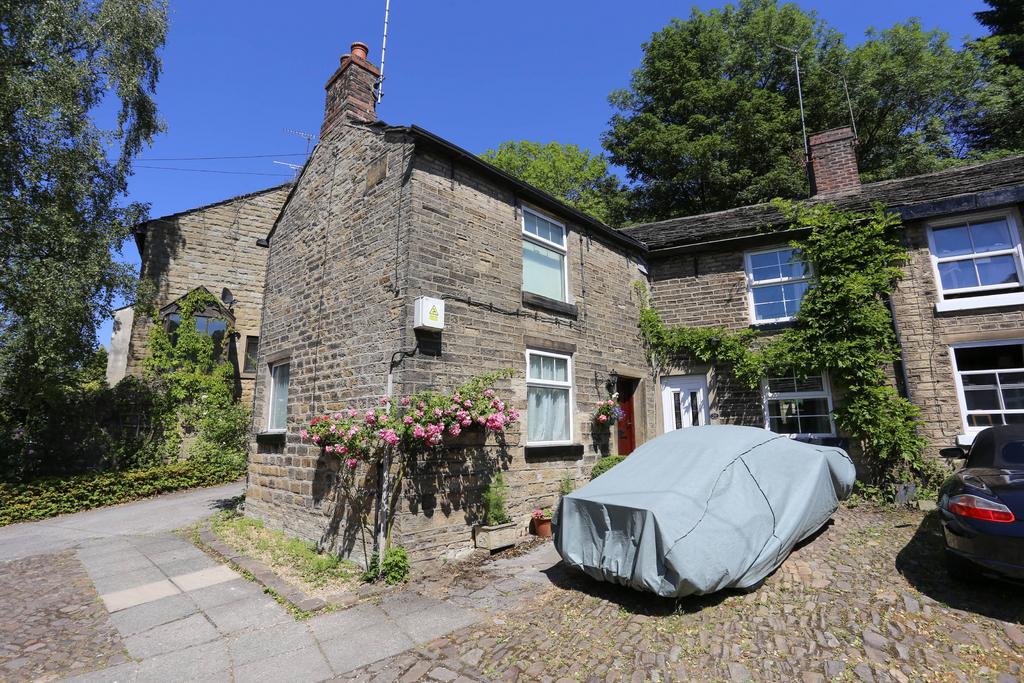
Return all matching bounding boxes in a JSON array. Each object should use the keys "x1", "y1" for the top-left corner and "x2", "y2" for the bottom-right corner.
[
  {"x1": 475, "y1": 472, "x2": 517, "y2": 551},
  {"x1": 594, "y1": 393, "x2": 625, "y2": 426},
  {"x1": 531, "y1": 507, "x2": 553, "y2": 538}
]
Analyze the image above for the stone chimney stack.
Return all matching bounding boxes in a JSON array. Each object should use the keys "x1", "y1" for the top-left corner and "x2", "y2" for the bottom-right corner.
[
  {"x1": 808, "y1": 126, "x2": 860, "y2": 196},
  {"x1": 322, "y1": 41, "x2": 380, "y2": 136}
]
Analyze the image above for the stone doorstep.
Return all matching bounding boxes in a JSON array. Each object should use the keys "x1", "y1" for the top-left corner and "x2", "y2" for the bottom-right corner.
[{"x1": 195, "y1": 525, "x2": 344, "y2": 614}]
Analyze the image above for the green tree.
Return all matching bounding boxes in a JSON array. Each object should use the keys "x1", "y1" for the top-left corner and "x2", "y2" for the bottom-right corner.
[
  {"x1": 975, "y1": 0, "x2": 1024, "y2": 67},
  {"x1": 603, "y1": 1, "x2": 987, "y2": 221},
  {"x1": 481, "y1": 141, "x2": 625, "y2": 225},
  {"x1": 0, "y1": 0, "x2": 167, "y2": 472},
  {"x1": 961, "y1": 1, "x2": 1024, "y2": 153}
]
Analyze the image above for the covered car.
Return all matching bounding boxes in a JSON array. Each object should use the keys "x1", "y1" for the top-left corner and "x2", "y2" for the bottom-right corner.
[{"x1": 553, "y1": 425, "x2": 855, "y2": 597}]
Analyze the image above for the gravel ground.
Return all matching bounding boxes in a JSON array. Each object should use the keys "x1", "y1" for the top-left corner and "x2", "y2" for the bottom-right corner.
[{"x1": 336, "y1": 505, "x2": 1024, "y2": 683}]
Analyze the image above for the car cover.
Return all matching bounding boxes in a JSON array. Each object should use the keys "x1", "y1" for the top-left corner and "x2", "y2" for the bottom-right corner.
[{"x1": 553, "y1": 425, "x2": 855, "y2": 597}]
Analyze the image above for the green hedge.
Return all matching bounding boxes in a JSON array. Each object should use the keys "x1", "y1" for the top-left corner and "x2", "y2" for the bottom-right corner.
[
  {"x1": 590, "y1": 455, "x2": 626, "y2": 480},
  {"x1": 0, "y1": 459, "x2": 244, "y2": 526}
]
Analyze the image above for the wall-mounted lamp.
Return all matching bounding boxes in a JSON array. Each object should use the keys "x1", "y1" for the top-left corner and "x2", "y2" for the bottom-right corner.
[{"x1": 606, "y1": 368, "x2": 619, "y2": 392}]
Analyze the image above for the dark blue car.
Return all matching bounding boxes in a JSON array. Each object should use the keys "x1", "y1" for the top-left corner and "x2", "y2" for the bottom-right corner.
[{"x1": 938, "y1": 425, "x2": 1024, "y2": 582}]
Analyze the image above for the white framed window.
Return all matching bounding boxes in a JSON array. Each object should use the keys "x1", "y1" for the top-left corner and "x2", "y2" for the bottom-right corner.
[
  {"x1": 950, "y1": 340, "x2": 1024, "y2": 433},
  {"x1": 522, "y1": 207, "x2": 568, "y2": 302},
  {"x1": 927, "y1": 210, "x2": 1024, "y2": 312},
  {"x1": 267, "y1": 362, "x2": 290, "y2": 432},
  {"x1": 745, "y1": 247, "x2": 812, "y2": 323},
  {"x1": 763, "y1": 371, "x2": 835, "y2": 437},
  {"x1": 525, "y1": 349, "x2": 573, "y2": 445}
]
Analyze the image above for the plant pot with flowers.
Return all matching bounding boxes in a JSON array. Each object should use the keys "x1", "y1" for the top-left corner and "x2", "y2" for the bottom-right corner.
[
  {"x1": 531, "y1": 507, "x2": 553, "y2": 538},
  {"x1": 593, "y1": 393, "x2": 625, "y2": 427}
]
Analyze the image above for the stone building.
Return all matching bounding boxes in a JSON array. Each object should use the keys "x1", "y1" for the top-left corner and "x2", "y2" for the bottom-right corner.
[
  {"x1": 108, "y1": 184, "x2": 291, "y2": 403},
  {"x1": 247, "y1": 43, "x2": 654, "y2": 564},
  {"x1": 624, "y1": 127, "x2": 1024, "y2": 458},
  {"x1": 238, "y1": 41, "x2": 1024, "y2": 565}
]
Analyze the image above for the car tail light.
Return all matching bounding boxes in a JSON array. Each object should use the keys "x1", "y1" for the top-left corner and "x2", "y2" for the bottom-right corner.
[{"x1": 948, "y1": 494, "x2": 1016, "y2": 523}]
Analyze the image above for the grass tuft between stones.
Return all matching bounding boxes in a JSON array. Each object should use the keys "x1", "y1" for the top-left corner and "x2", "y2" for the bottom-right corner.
[{"x1": 210, "y1": 511, "x2": 360, "y2": 598}]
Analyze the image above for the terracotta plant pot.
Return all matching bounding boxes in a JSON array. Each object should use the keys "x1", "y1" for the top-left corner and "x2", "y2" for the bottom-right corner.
[{"x1": 532, "y1": 517, "x2": 552, "y2": 539}]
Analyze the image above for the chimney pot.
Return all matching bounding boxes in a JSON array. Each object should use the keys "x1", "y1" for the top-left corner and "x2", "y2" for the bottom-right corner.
[{"x1": 322, "y1": 40, "x2": 380, "y2": 136}]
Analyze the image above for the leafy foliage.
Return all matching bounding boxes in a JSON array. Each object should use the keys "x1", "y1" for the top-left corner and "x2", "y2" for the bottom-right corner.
[
  {"x1": 143, "y1": 289, "x2": 250, "y2": 468},
  {"x1": 481, "y1": 471, "x2": 511, "y2": 526},
  {"x1": 0, "y1": 0, "x2": 168, "y2": 473},
  {"x1": 590, "y1": 455, "x2": 626, "y2": 480},
  {"x1": 481, "y1": 141, "x2": 626, "y2": 224},
  {"x1": 360, "y1": 546, "x2": 410, "y2": 585},
  {"x1": 636, "y1": 202, "x2": 941, "y2": 498},
  {"x1": 0, "y1": 458, "x2": 242, "y2": 526},
  {"x1": 961, "y1": 1, "x2": 1024, "y2": 154},
  {"x1": 603, "y1": 1, "x2": 997, "y2": 221}
]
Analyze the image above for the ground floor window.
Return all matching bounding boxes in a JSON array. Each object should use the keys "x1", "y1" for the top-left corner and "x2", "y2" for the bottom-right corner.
[
  {"x1": 952, "y1": 341, "x2": 1024, "y2": 429},
  {"x1": 763, "y1": 371, "x2": 834, "y2": 437},
  {"x1": 268, "y1": 363, "x2": 290, "y2": 432},
  {"x1": 526, "y1": 349, "x2": 572, "y2": 445}
]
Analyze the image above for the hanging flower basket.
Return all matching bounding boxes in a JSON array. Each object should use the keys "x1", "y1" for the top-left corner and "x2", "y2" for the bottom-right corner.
[{"x1": 593, "y1": 393, "x2": 625, "y2": 426}]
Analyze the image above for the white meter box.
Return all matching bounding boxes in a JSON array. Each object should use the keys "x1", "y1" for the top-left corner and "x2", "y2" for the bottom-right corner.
[{"x1": 414, "y1": 296, "x2": 445, "y2": 330}]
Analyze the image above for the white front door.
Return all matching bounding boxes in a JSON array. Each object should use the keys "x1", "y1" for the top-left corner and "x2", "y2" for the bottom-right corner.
[{"x1": 661, "y1": 375, "x2": 710, "y2": 433}]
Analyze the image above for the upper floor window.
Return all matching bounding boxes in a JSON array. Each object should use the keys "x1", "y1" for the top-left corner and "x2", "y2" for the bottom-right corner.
[
  {"x1": 522, "y1": 208, "x2": 568, "y2": 302},
  {"x1": 745, "y1": 247, "x2": 811, "y2": 323},
  {"x1": 165, "y1": 313, "x2": 229, "y2": 361},
  {"x1": 951, "y1": 342, "x2": 1024, "y2": 431},
  {"x1": 267, "y1": 362, "x2": 290, "y2": 432},
  {"x1": 243, "y1": 336, "x2": 259, "y2": 374},
  {"x1": 928, "y1": 211, "x2": 1024, "y2": 309},
  {"x1": 526, "y1": 349, "x2": 573, "y2": 445},
  {"x1": 763, "y1": 371, "x2": 834, "y2": 437}
]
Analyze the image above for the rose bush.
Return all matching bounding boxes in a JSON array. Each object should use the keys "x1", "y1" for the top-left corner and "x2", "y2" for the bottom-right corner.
[{"x1": 302, "y1": 371, "x2": 519, "y2": 468}]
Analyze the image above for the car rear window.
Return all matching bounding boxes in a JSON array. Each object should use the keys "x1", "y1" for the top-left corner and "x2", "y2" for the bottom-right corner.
[{"x1": 1000, "y1": 441, "x2": 1024, "y2": 466}]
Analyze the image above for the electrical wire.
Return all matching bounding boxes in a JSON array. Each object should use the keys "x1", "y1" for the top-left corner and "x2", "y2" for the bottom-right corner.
[
  {"x1": 135, "y1": 165, "x2": 292, "y2": 177},
  {"x1": 139, "y1": 153, "x2": 307, "y2": 161}
]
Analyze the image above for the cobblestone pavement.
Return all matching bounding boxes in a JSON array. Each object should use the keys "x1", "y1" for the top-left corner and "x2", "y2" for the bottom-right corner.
[
  {"x1": 335, "y1": 506, "x2": 1024, "y2": 683},
  {"x1": 0, "y1": 551, "x2": 127, "y2": 681}
]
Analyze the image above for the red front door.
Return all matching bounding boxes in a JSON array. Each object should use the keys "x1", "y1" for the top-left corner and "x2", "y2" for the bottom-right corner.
[{"x1": 616, "y1": 378, "x2": 637, "y2": 455}]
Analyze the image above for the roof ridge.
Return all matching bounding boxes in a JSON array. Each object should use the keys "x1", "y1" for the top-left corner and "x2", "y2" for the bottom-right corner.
[{"x1": 136, "y1": 181, "x2": 293, "y2": 231}]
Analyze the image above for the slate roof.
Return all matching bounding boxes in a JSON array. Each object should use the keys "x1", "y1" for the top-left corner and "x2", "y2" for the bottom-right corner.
[{"x1": 622, "y1": 155, "x2": 1024, "y2": 252}]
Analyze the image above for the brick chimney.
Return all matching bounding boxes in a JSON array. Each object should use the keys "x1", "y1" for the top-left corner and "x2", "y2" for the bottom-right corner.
[
  {"x1": 322, "y1": 41, "x2": 380, "y2": 136},
  {"x1": 807, "y1": 126, "x2": 860, "y2": 196}
]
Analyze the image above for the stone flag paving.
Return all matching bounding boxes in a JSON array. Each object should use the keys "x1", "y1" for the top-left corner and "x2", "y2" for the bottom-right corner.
[{"x1": 49, "y1": 533, "x2": 486, "y2": 682}]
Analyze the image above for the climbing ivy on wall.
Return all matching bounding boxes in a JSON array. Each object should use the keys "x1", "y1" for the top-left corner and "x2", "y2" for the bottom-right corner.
[{"x1": 637, "y1": 200, "x2": 944, "y2": 499}]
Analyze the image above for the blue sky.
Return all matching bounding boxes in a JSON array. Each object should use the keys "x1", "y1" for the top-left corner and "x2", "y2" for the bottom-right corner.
[{"x1": 101, "y1": 0, "x2": 988, "y2": 347}]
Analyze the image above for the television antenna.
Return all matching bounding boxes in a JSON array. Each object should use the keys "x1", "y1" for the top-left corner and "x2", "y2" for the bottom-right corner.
[
  {"x1": 775, "y1": 43, "x2": 809, "y2": 164},
  {"x1": 819, "y1": 65, "x2": 857, "y2": 139},
  {"x1": 375, "y1": 0, "x2": 391, "y2": 103},
  {"x1": 283, "y1": 128, "x2": 317, "y2": 157}
]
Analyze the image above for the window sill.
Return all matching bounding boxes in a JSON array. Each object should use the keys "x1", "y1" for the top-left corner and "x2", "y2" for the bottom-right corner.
[
  {"x1": 524, "y1": 443, "x2": 584, "y2": 459},
  {"x1": 522, "y1": 291, "x2": 578, "y2": 318},
  {"x1": 255, "y1": 431, "x2": 286, "y2": 446},
  {"x1": 935, "y1": 292, "x2": 1024, "y2": 313},
  {"x1": 749, "y1": 319, "x2": 795, "y2": 331}
]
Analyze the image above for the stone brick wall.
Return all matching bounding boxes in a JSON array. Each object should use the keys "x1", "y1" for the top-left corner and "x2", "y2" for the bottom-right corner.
[
  {"x1": 390, "y1": 149, "x2": 656, "y2": 563},
  {"x1": 647, "y1": 249, "x2": 765, "y2": 431},
  {"x1": 246, "y1": 123, "x2": 414, "y2": 561},
  {"x1": 126, "y1": 185, "x2": 290, "y2": 405},
  {"x1": 890, "y1": 207, "x2": 1024, "y2": 456},
  {"x1": 245, "y1": 124, "x2": 657, "y2": 566}
]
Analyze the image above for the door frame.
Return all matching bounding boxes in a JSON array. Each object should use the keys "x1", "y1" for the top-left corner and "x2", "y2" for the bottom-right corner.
[{"x1": 660, "y1": 374, "x2": 711, "y2": 433}]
